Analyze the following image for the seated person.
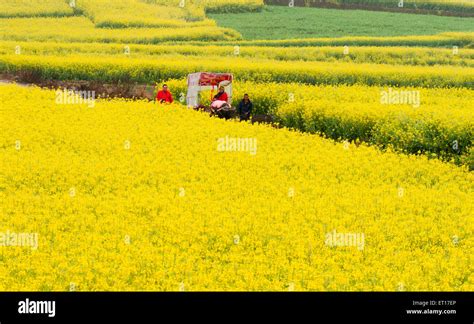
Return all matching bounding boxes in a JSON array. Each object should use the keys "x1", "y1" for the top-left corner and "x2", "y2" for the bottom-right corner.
[
  {"x1": 156, "y1": 84, "x2": 173, "y2": 104},
  {"x1": 210, "y1": 100, "x2": 229, "y2": 110},
  {"x1": 238, "y1": 94, "x2": 253, "y2": 121},
  {"x1": 213, "y1": 86, "x2": 228, "y2": 102}
]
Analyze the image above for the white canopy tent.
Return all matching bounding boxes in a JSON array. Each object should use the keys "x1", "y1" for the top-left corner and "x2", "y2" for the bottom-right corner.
[{"x1": 186, "y1": 72, "x2": 233, "y2": 108}]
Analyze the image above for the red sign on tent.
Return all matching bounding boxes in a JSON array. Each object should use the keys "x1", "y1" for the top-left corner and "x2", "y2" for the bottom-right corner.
[{"x1": 189, "y1": 72, "x2": 233, "y2": 87}]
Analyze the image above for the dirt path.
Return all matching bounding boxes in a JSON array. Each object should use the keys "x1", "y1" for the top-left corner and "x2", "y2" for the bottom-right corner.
[
  {"x1": 0, "y1": 75, "x2": 156, "y2": 99},
  {"x1": 0, "y1": 80, "x2": 31, "y2": 87}
]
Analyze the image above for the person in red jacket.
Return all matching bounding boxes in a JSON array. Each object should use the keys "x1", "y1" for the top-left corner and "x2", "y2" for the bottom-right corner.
[
  {"x1": 156, "y1": 84, "x2": 173, "y2": 104},
  {"x1": 213, "y1": 86, "x2": 228, "y2": 102}
]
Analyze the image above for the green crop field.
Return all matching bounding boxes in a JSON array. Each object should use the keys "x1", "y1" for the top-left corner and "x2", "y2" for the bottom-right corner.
[{"x1": 209, "y1": 5, "x2": 474, "y2": 39}]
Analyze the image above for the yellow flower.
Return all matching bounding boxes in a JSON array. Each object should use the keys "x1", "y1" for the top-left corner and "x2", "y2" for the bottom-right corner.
[{"x1": 0, "y1": 84, "x2": 472, "y2": 291}]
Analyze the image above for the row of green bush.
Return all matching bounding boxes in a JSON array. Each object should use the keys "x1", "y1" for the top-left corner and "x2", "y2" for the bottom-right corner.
[{"x1": 265, "y1": 0, "x2": 474, "y2": 16}]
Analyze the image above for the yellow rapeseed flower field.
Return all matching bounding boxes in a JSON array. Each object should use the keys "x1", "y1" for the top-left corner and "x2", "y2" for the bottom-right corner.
[
  {"x1": 0, "y1": 17, "x2": 240, "y2": 43},
  {"x1": 148, "y1": 0, "x2": 264, "y2": 13},
  {"x1": 74, "y1": 0, "x2": 208, "y2": 27},
  {"x1": 1, "y1": 53, "x2": 472, "y2": 87},
  {"x1": 1, "y1": 40, "x2": 472, "y2": 67},
  {"x1": 1, "y1": 84, "x2": 472, "y2": 291},
  {"x1": 0, "y1": 0, "x2": 74, "y2": 18},
  {"x1": 164, "y1": 79, "x2": 474, "y2": 163}
]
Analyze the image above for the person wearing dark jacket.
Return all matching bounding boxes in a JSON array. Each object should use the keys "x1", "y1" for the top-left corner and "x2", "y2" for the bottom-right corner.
[{"x1": 238, "y1": 94, "x2": 253, "y2": 121}]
